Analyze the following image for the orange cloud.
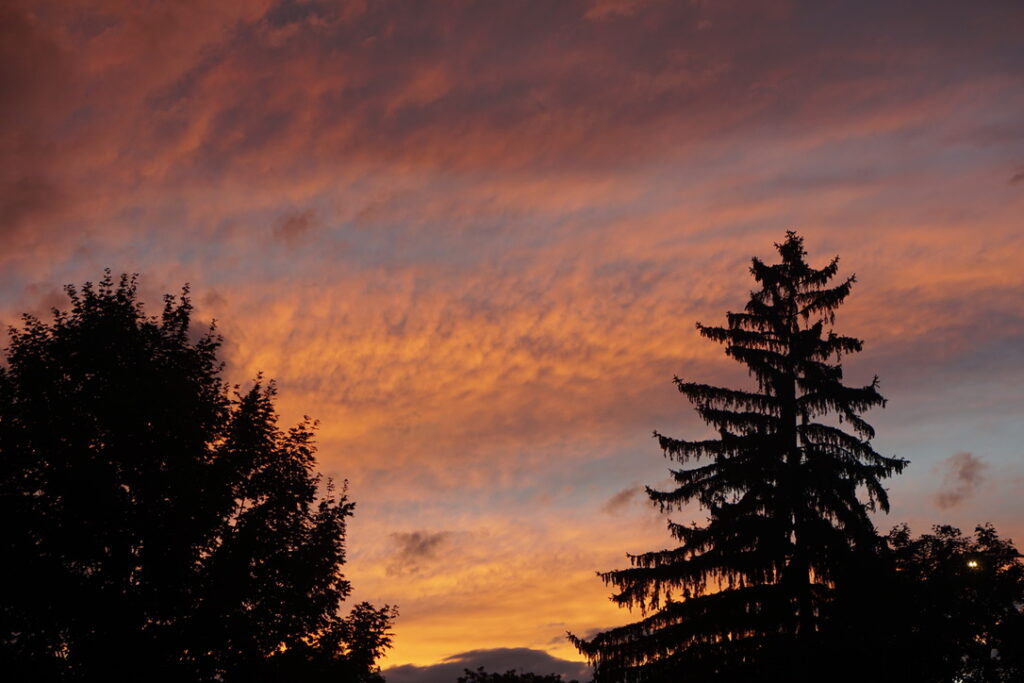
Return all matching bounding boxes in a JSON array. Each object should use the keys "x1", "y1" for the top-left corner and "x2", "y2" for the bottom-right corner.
[{"x1": 3, "y1": 0, "x2": 1024, "y2": 669}]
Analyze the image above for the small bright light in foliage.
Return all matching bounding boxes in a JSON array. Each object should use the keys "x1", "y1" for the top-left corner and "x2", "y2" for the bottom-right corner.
[{"x1": 967, "y1": 559, "x2": 980, "y2": 569}]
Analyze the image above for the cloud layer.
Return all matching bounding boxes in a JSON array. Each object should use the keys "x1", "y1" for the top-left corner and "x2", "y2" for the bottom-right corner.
[
  {"x1": 384, "y1": 647, "x2": 590, "y2": 683},
  {"x1": 3, "y1": 0, "x2": 1024, "y2": 670}
]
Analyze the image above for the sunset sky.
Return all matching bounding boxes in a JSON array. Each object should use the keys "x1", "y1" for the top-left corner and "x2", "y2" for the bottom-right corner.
[{"x1": 3, "y1": 0, "x2": 1023, "y2": 676}]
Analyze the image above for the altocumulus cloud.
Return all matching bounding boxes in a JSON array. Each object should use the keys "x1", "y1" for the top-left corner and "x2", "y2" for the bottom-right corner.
[
  {"x1": 386, "y1": 530, "x2": 452, "y2": 576},
  {"x1": 383, "y1": 648, "x2": 590, "y2": 683},
  {"x1": 4, "y1": 0, "x2": 1024, "y2": 669}
]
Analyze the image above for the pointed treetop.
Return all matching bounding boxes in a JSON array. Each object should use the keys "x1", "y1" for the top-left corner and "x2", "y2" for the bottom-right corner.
[{"x1": 776, "y1": 230, "x2": 806, "y2": 263}]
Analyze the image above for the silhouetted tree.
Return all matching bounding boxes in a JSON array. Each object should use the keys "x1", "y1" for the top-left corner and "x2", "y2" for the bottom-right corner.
[
  {"x1": 572, "y1": 233, "x2": 906, "y2": 681},
  {"x1": 0, "y1": 272, "x2": 395, "y2": 682},
  {"x1": 457, "y1": 667, "x2": 580, "y2": 683},
  {"x1": 881, "y1": 523, "x2": 1024, "y2": 682}
]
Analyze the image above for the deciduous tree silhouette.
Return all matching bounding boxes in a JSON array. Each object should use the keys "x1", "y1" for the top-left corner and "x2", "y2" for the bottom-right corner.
[
  {"x1": 0, "y1": 272, "x2": 395, "y2": 682},
  {"x1": 572, "y1": 233, "x2": 906, "y2": 681},
  {"x1": 882, "y1": 523, "x2": 1024, "y2": 682},
  {"x1": 457, "y1": 667, "x2": 579, "y2": 683}
]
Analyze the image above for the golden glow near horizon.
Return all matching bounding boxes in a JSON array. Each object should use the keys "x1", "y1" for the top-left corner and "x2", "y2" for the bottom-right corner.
[{"x1": 3, "y1": 0, "x2": 1024, "y2": 670}]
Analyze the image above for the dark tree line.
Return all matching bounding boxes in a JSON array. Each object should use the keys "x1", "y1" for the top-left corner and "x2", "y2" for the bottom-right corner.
[
  {"x1": 0, "y1": 273, "x2": 394, "y2": 682},
  {"x1": 457, "y1": 667, "x2": 579, "y2": 683},
  {"x1": 572, "y1": 233, "x2": 1024, "y2": 682},
  {"x1": 882, "y1": 523, "x2": 1024, "y2": 681},
  {"x1": 2, "y1": 244, "x2": 1021, "y2": 683}
]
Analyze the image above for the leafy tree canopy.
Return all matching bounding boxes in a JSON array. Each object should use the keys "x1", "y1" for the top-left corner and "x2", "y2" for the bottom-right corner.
[
  {"x1": 457, "y1": 667, "x2": 580, "y2": 683},
  {"x1": 881, "y1": 523, "x2": 1024, "y2": 682},
  {"x1": 0, "y1": 272, "x2": 395, "y2": 682}
]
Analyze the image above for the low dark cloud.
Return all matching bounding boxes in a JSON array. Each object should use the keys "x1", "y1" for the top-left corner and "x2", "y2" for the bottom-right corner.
[
  {"x1": 272, "y1": 209, "x2": 318, "y2": 244},
  {"x1": 383, "y1": 647, "x2": 590, "y2": 683},
  {"x1": 935, "y1": 451, "x2": 988, "y2": 510},
  {"x1": 1011, "y1": 167, "x2": 1024, "y2": 184},
  {"x1": 387, "y1": 530, "x2": 451, "y2": 575},
  {"x1": 600, "y1": 484, "x2": 642, "y2": 514}
]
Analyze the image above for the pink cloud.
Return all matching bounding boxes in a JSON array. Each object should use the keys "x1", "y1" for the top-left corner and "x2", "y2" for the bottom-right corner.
[{"x1": 3, "y1": 0, "x2": 1024, "y2": 669}]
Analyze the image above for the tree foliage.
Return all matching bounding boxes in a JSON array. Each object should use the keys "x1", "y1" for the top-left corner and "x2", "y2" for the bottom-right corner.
[
  {"x1": 457, "y1": 667, "x2": 579, "y2": 683},
  {"x1": 881, "y1": 523, "x2": 1024, "y2": 682},
  {"x1": 0, "y1": 272, "x2": 395, "y2": 682},
  {"x1": 572, "y1": 233, "x2": 906, "y2": 681}
]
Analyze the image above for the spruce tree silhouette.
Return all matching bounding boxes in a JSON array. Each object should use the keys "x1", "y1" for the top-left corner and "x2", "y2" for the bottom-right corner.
[
  {"x1": 0, "y1": 273, "x2": 395, "y2": 683},
  {"x1": 571, "y1": 233, "x2": 906, "y2": 682}
]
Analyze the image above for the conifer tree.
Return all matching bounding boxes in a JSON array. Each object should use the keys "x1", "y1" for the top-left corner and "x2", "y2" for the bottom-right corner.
[{"x1": 572, "y1": 233, "x2": 906, "y2": 681}]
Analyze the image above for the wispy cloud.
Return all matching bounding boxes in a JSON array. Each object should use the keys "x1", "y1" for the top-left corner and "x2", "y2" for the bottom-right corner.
[
  {"x1": 272, "y1": 208, "x2": 318, "y2": 244},
  {"x1": 935, "y1": 452, "x2": 989, "y2": 510},
  {"x1": 601, "y1": 484, "x2": 643, "y2": 515},
  {"x1": 2, "y1": 0, "x2": 1024, "y2": 669},
  {"x1": 387, "y1": 530, "x2": 452, "y2": 576}
]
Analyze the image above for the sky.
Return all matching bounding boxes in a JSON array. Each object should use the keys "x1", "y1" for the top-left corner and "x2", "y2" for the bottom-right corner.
[{"x1": 3, "y1": 0, "x2": 1023, "y2": 675}]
